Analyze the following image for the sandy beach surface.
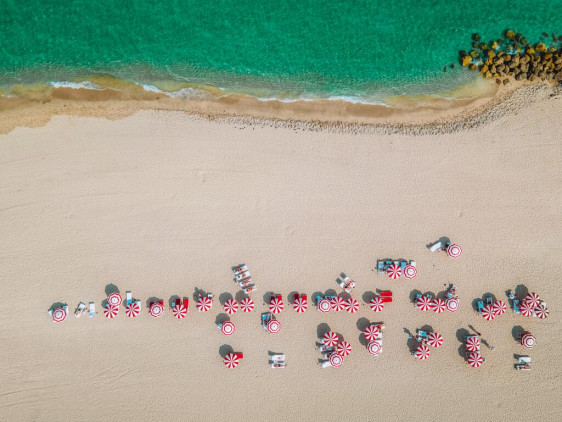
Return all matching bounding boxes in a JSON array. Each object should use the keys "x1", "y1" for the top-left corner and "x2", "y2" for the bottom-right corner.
[{"x1": 1, "y1": 95, "x2": 561, "y2": 421}]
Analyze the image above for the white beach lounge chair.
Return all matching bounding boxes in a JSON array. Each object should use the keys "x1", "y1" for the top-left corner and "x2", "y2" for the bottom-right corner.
[
  {"x1": 429, "y1": 241, "x2": 443, "y2": 252},
  {"x1": 270, "y1": 354, "x2": 286, "y2": 368},
  {"x1": 515, "y1": 356, "x2": 531, "y2": 371},
  {"x1": 88, "y1": 302, "x2": 95, "y2": 317},
  {"x1": 125, "y1": 291, "x2": 132, "y2": 307},
  {"x1": 410, "y1": 260, "x2": 416, "y2": 267},
  {"x1": 233, "y1": 264, "x2": 248, "y2": 275},
  {"x1": 319, "y1": 360, "x2": 332, "y2": 368},
  {"x1": 74, "y1": 302, "x2": 86, "y2": 317},
  {"x1": 270, "y1": 362, "x2": 286, "y2": 368}
]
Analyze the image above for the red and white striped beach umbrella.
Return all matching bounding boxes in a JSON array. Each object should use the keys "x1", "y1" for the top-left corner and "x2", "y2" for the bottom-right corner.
[
  {"x1": 221, "y1": 321, "x2": 235, "y2": 336},
  {"x1": 416, "y1": 295, "x2": 432, "y2": 311},
  {"x1": 492, "y1": 300, "x2": 507, "y2": 315},
  {"x1": 239, "y1": 297, "x2": 254, "y2": 313},
  {"x1": 427, "y1": 332, "x2": 444, "y2": 348},
  {"x1": 107, "y1": 292, "x2": 122, "y2": 307},
  {"x1": 149, "y1": 302, "x2": 164, "y2": 318},
  {"x1": 223, "y1": 299, "x2": 238, "y2": 315},
  {"x1": 445, "y1": 297, "x2": 459, "y2": 312},
  {"x1": 323, "y1": 331, "x2": 339, "y2": 347},
  {"x1": 337, "y1": 341, "x2": 352, "y2": 357},
  {"x1": 223, "y1": 353, "x2": 240, "y2": 369},
  {"x1": 467, "y1": 352, "x2": 483, "y2": 368},
  {"x1": 293, "y1": 296, "x2": 308, "y2": 313},
  {"x1": 403, "y1": 265, "x2": 417, "y2": 279},
  {"x1": 267, "y1": 319, "x2": 281, "y2": 334},
  {"x1": 534, "y1": 303, "x2": 549, "y2": 319},
  {"x1": 481, "y1": 305, "x2": 496, "y2": 321},
  {"x1": 52, "y1": 307, "x2": 67, "y2": 323},
  {"x1": 125, "y1": 301, "x2": 141, "y2": 318},
  {"x1": 519, "y1": 301, "x2": 534, "y2": 317},
  {"x1": 318, "y1": 298, "x2": 332, "y2": 313},
  {"x1": 465, "y1": 336, "x2": 480, "y2": 352},
  {"x1": 344, "y1": 298, "x2": 359, "y2": 314},
  {"x1": 329, "y1": 353, "x2": 344, "y2": 367},
  {"x1": 364, "y1": 325, "x2": 381, "y2": 341},
  {"x1": 370, "y1": 296, "x2": 385, "y2": 312},
  {"x1": 367, "y1": 340, "x2": 382, "y2": 356},
  {"x1": 269, "y1": 296, "x2": 284, "y2": 314},
  {"x1": 521, "y1": 332, "x2": 536, "y2": 349},
  {"x1": 415, "y1": 344, "x2": 431, "y2": 360},
  {"x1": 330, "y1": 296, "x2": 346, "y2": 312},
  {"x1": 524, "y1": 292, "x2": 541, "y2": 308},
  {"x1": 447, "y1": 243, "x2": 462, "y2": 258},
  {"x1": 386, "y1": 263, "x2": 402, "y2": 279},
  {"x1": 104, "y1": 304, "x2": 119, "y2": 319},
  {"x1": 196, "y1": 297, "x2": 212, "y2": 312},
  {"x1": 431, "y1": 298, "x2": 446, "y2": 314},
  {"x1": 172, "y1": 303, "x2": 187, "y2": 319}
]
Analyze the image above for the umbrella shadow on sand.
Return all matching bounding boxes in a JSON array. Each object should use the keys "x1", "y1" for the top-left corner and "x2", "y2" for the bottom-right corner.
[
  {"x1": 168, "y1": 295, "x2": 180, "y2": 308},
  {"x1": 514, "y1": 284, "x2": 529, "y2": 299},
  {"x1": 49, "y1": 301, "x2": 66, "y2": 312},
  {"x1": 104, "y1": 284, "x2": 119, "y2": 296},
  {"x1": 317, "y1": 323, "x2": 331, "y2": 340},
  {"x1": 512, "y1": 325, "x2": 525, "y2": 342},
  {"x1": 403, "y1": 328, "x2": 419, "y2": 353},
  {"x1": 219, "y1": 344, "x2": 234, "y2": 358},
  {"x1": 409, "y1": 289, "x2": 422, "y2": 303},
  {"x1": 362, "y1": 291, "x2": 376, "y2": 304},
  {"x1": 312, "y1": 292, "x2": 323, "y2": 305},
  {"x1": 456, "y1": 328, "x2": 471, "y2": 358},
  {"x1": 262, "y1": 291, "x2": 275, "y2": 305},
  {"x1": 219, "y1": 292, "x2": 233, "y2": 306},
  {"x1": 356, "y1": 317, "x2": 371, "y2": 346},
  {"x1": 425, "y1": 236, "x2": 450, "y2": 250},
  {"x1": 146, "y1": 297, "x2": 162, "y2": 308},
  {"x1": 215, "y1": 313, "x2": 230, "y2": 327},
  {"x1": 234, "y1": 291, "x2": 247, "y2": 302},
  {"x1": 288, "y1": 291, "x2": 299, "y2": 305}
]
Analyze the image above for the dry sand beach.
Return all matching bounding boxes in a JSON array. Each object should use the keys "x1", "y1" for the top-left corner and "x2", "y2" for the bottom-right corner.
[{"x1": 1, "y1": 92, "x2": 561, "y2": 421}]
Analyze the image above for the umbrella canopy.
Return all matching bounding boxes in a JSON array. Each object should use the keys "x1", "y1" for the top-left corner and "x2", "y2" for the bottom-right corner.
[
  {"x1": 172, "y1": 303, "x2": 187, "y2": 319},
  {"x1": 521, "y1": 332, "x2": 536, "y2": 348},
  {"x1": 329, "y1": 353, "x2": 344, "y2": 367},
  {"x1": 318, "y1": 298, "x2": 332, "y2": 313},
  {"x1": 386, "y1": 263, "x2": 402, "y2": 279},
  {"x1": 467, "y1": 352, "x2": 483, "y2": 368},
  {"x1": 415, "y1": 344, "x2": 431, "y2": 360},
  {"x1": 403, "y1": 265, "x2": 417, "y2": 279},
  {"x1": 104, "y1": 304, "x2": 119, "y2": 319},
  {"x1": 431, "y1": 298, "x2": 446, "y2": 314},
  {"x1": 293, "y1": 296, "x2": 308, "y2": 313},
  {"x1": 223, "y1": 353, "x2": 240, "y2": 368},
  {"x1": 466, "y1": 336, "x2": 481, "y2": 352},
  {"x1": 519, "y1": 301, "x2": 534, "y2": 317},
  {"x1": 52, "y1": 307, "x2": 67, "y2": 323},
  {"x1": 107, "y1": 292, "x2": 122, "y2": 307},
  {"x1": 344, "y1": 298, "x2": 359, "y2": 314},
  {"x1": 267, "y1": 319, "x2": 281, "y2": 334},
  {"x1": 364, "y1": 325, "x2": 381, "y2": 341},
  {"x1": 523, "y1": 292, "x2": 541, "y2": 308},
  {"x1": 427, "y1": 332, "x2": 444, "y2": 348},
  {"x1": 223, "y1": 299, "x2": 238, "y2": 315},
  {"x1": 125, "y1": 301, "x2": 141, "y2": 318},
  {"x1": 534, "y1": 303, "x2": 549, "y2": 319},
  {"x1": 221, "y1": 321, "x2": 235, "y2": 336},
  {"x1": 447, "y1": 243, "x2": 462, "y2": 258},
  {"x1": 481, "y1": 305, "x2": 496, "y2": 321},
  {"x1": 367, "y1": 340, "x2": 382, "y2": 356},
  {"x1": 492, "y1": 300, "x2": 506, "y2": 315},
  {"x1": 446, "y1": 297, "x2": 459, "y2": 312},
  {"x1": 416, "y1": 295, "x2": 432, "y2": 311},
  {"x1": 323, "y1": 331, "x2": 339, "y2": 347},
  {"x1": 239, "y1": 297, "x2": 254, "y2": 313},
  {"x1": 370, "y1": 296, "x2": 385, "y2": 312},
  {"x1": 149, "y1": 302, "x2": 164, "y2": 318},
  {"x1": 330, "y1": 296, "x2": 345, "y2": 312},
  {"x1": 337, "y1": 341, "x2": 352, "y2": 357},
  {"x1": 269, "y1": 296, "x2": 284, "y2": 314},
  {"x1": 196, "y1": 297, "x2": 212, "y2": 312}
]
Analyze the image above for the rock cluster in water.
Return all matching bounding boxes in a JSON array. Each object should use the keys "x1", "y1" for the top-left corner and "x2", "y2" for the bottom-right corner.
[{"x1": 459, "y1": 30, "x2": 562, "y2": 85}]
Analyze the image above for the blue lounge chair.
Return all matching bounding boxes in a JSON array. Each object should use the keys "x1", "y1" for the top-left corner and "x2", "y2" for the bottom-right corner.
[
  {"x1": 261, "y1": 313, "x2": 272, "y2": 328},
  {"x1": 377, "y1": 261, "x2": 384, "y2": 272},
  {"x1": 477, "y1": 300, "x2": 484, "y2": 314},
  {"x1": 416, "y1": 330, "x2": 428, "y2": 341},
  {"x1": 486, "y1": 297, "x2": 493, "y2": 306},
  {"x1": 315, "y1": 295, "x2": 325, "y2": 305},
  {"x1": 513, "y1": 299, "x2": 520, "y2": 314},
  {"x1": 400, "y1": 261, "x2": 407, "y2": 271}
]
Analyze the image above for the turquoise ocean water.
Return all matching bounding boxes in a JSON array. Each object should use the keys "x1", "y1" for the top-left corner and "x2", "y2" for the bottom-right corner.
[{"x1": 0, "y1": 0, "x2": 561, "y2": 103}]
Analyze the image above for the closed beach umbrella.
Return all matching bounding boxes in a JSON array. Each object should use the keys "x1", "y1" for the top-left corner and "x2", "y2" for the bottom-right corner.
[
  {"x1": 239, "y1": 297, "x2": 254, "y2": 313},
  {"x1": 221, "y1": 321, "x2": 235, "y2": 336},
  {"x1": 446, "y1": 297, "x2": 459, "y2": 312},
  {"x1": 223, "y1": 299, "x2": 238, "y2": 315},
  {"x1": 149, "y1": 302, "x2": 164, "y2": 318},
  {"x1": 344, "y1": 298, "x2": 359, "y2": 314},
  {"x1": 416, "y1": 295, "x2": 432, "y2": 311},
  {"x1": 481, "y1": 305, "x2": 496, "y2": 321},
  {"x1": 524, "y1": 292, "x2": 541, "y2": 308},
  {"x1": 337, "y1": 341, "x2": 352, "y2": 357},
  {"x1": 223, "y1": 353, "x2": 240, "y2": 369},
  {"x1": 534, "y1": 303, "x2": 549, "y2": 319},
  {"x1": 104, "y1": 304, "x2": 119, "y2": 319},
  {"x1": 431, "y1": 298, "x2": 446, "y2": 314},
  {"x1": 52, "y1": 307, "x2": 67, "y2": 323},
  {"x1": 331, "y1": 296, "x2": 345, "y2": 312},
  {"x1": 370, "y1": 296, "x2": 385, "y2": 312},
  {"x1": 492, "y1": 300, "x2": 507, "y2": 315},
  {"x1": 323, "y1": 331, "x2": 339, "y2": 347},
  {"x1": 367, "y1": 340, "x2": 382, "y2": 356},
  {"x1": 329, "y1": 353, "x2": 344, "y2": 367},
  {"x1": 467, "y1": 352, "x2": 483, "y2": 368},
  {"x1": 107, "y1": 292, "x2": 122, "y2": 307},
  {"x1": 386, "y1": 263, "x2": 402, "y2": 279},
  {"x1": 196, "y1": 297, "x2": 212, "y2": 312},
  {"x1": 125, "y1": 301, "x2": 141, "y2": 318},
  {"x1": 364, "y1": 325, "x2": 380, "y2": 341},
  {"x1": 427, "y1": 332, "x2": 444, "y2": 348},
  {"x1": 447, "y1": 244, "x2": 462, "y2": 258},
  {"x1": 293, "y1": 296, "x2": 308, "y2": 313},
  {"x1": 465, "y1": 336, "x2": 481, "y2": 352},
  {"x1": 269, "y1": 296, "x2": 284, "y2": 314},
  {"x1": 521, "y1": 332, "x2": 536, "y2": 348},
  {"x1": 415, "y1": 344, "x2": 431, "y2": 360},
  {"x1": 172, "y1": 303, "x2": 187, "y2": 319},
  {"x1": 403, "y1": 265, "x2": 417, "y2": 279},
  {"x1": 318, "y1": 298, "x2": 332, "y2": 313},
  {"x1": 519, "y1": 301, "x2": 534, "y2": 317},
  {"x1": 267, "y1": 319, "x2": 281, "y2": 334}
]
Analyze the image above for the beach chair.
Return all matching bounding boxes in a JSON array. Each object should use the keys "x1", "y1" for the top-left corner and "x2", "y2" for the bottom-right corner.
[
  {"x1": 317, "y1": 344, "x2": 335, "y2": 353},
  {"x1": 233, "y1": 264, "x2": 248, "y2": 275},
  {"x1": 88, "y1": 302, "x2": 95, "y2": 317},
  {"x1": 235, "y1": 271, "x2": 251, "y2": 282},
  {"x1": 173, "y1": 298, "x2": 181, "y2": 308},
  {"x1": 243, "y1": 285, "x2": 257, "y2": 294},
  {"x1": 74, "y1": 302, "x2": 86, "y2": 317},
  {"x1": 377, "y1": 261, "x2": 384, "y2": 272},
  {"x1": 410, "y1": 260, "x2": 416, "y2": 267},
  {"x1": 477, "y1": 300, "x2": 484, "y2": 314},
  {"x1": 125, "y1": 291, "x2": 132, "y2": 307},
  {"x1": 261, "y1": 313, "x2": 272, "y2": 329},
  {"x1": 416, "y1": 330, "x2": 428, "y2": 341},
  {"x1": 400, "y1": 261, "x2": 407, "y2": 271},
  {"x1": 486, "y1": 297, "x2": 493, "y2": 306},
  {"x1": 234, "y1": 352, "x2": 244, "y2": 359},
  {"x1": 513, "y1": 299, "x2": 520, "y2": 314},
  {"x1": 293, "y1": 293, "x2": 300, "y2": 301},
  {"x1": 515, "y1": 356, "x2": 531, "y2": 371},
  {"x1": 183, "y1": 297, "x2": 189, "y2": 310},
  {"x1": 315, "y1": 295, "x2": 324, "y2": 304},
  {"x1": 319, "y1": 360, "x2": 332, "y2": 368},
  {"x1": 429, "y1": 241, "x2": 443, "y2": 252}
]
